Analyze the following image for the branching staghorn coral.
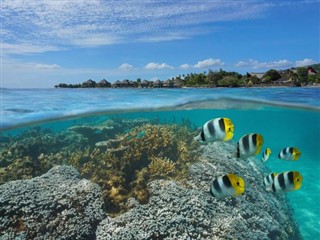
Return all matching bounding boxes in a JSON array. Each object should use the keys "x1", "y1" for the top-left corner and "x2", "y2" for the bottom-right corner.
[{"x1": 148, "y1": 156, "x2": 176, "y2": 177}]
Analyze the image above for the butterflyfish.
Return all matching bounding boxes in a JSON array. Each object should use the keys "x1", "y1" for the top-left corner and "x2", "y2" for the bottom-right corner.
[
  {"x1": 263, "y1": 173, "x2": 277, "y2": 188},
  {"x1": 278, "y1": 147, "x2": 301, "y2": 161},
  {"x1": 267, "y1": 171, "x2": 303, "y2": 193},
  {"x1": 235, "y1": 133, "x2": 264, "y2": 160},
  {"x1": 194, "y1": 117, "x2": 234, "y2": 143},
  {"x1": 210, "y1": 174, "x2": 245, "y2": 199},
  {"x1": 261, "y1": 148, "x2": 271, "y2": 162}
]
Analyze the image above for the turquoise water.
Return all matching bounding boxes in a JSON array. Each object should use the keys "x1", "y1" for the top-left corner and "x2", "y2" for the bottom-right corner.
[{"x1": 1, "y1": 87, "x2": 320, "y2": 238}]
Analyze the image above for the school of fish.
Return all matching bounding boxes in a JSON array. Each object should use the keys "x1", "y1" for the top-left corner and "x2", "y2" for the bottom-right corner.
[{"x1": 195, "y1": 117, "x2": 303, "y2": 199}]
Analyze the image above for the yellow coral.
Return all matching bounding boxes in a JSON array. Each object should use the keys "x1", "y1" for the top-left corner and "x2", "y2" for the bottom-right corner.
[
  {"x1": 177, "y1": 141, "x2": 190, "y2": 162},
  {"x1": 148, "y1": 156, "x2": 176, "y2": 177},
  {"x1": 78, "y1": 123, "x2": 199, "y2": 212}
]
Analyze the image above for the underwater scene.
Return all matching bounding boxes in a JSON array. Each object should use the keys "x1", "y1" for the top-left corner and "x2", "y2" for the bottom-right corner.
[{"x1": 0, "y1": 88, "x2": 319, "y2": 239}]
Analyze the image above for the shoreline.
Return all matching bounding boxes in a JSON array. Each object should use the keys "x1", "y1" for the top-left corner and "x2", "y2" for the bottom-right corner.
[
  {"x1": 53, "y1": 84, "x2": 320, "y2": 89},
  {"x1": 2, "y1": 84, "x2": 320, "y2": 90}
]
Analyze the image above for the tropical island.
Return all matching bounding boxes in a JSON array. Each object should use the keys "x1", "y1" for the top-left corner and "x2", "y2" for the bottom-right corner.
[{"x1": 55, "y1": 64, "x2": 320, "y2": 88}]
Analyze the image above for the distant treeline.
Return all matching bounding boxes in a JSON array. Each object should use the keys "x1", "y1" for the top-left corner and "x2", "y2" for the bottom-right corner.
[{"x1": 55, "y1": 64, "x2": 320, "y2": 88}]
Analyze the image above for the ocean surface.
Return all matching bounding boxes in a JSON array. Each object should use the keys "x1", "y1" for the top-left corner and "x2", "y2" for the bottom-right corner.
[{"x1": 1, "y1": 87, "x2": 320, "y2": 239}]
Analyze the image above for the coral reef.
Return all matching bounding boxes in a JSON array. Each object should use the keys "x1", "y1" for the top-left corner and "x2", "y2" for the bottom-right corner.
[
  {"x1": 0, "y1": 127, "x2": 87, "y2": 184},
  {"x1": 0, "y1": 119, "x2": 199, "y2": 214},
  {"x1": 0, "y1": 135, "x2": 303, "y2": 239},
  {"x1": 0, "y1": 116, "x2": 200, "y2": 215},
  {"x1": 96, "y1": 142, "x2": 302, "y2": 240},
  {"x1": 67, "y1": 123, "x2": 199, "y2": 213},
  {"x1": 0, "y1": 165, "x2": 105, "y2": 240},
  {"x1": 68, "y1": 124, "x2": 113, "y2": 144},
  {"x1": 148, "y1": 156, "x2": 176, "y2": 177},
  {"x1": 68, "y1": 118, "x2": 151, "y2": 145}
]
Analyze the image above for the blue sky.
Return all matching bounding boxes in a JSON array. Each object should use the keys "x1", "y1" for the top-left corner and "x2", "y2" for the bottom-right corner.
[{"x1": 1, "y1": 0, "x2": 319, "y2": 88}]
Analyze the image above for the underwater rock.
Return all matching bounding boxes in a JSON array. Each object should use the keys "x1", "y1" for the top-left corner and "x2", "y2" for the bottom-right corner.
[
  {"x1": 0, "y1": 165, "x2": 105, "y2": 240},
  {"x1": 96, "y1": 142, "x2": 302, "y2": 240}
]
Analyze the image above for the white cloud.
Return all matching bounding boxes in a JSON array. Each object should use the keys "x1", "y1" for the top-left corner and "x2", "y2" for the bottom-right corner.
[
  {"x1": 70, "y1": 35, "x2": 121, "y2": 47},
  {"x1": 35, "y1": 64, "x2": 61, "y2": 70},
  {"x1": 118, "y1": 63, "x2": 133, "y2": 71},
  {"x1": 2, "y1": 43, "x2": 61, "y2": 55},
  {"x1": 179, "y1": 64, "x2": 191, "y2": 70},
  {"x1": 235, "y1": 59, "x2": 293, "y2": 69},
  {"x1": 1, "y1": 1, "x2": 272, "y2": 51},
  {"x1": 1, "y1": 58, "x2": 135, "y2": 88},
  {"x1": 145, "y1": 62, "x2": 174, "y2": 70},
  {"x1": 266, "y1": 59, "x2": 292, "y2": 69},
  {"x1": 234, "y1": 61, "x2": 251, "y2": 67},
  {"x1": 295, "y1": 58, "x2": 316, "y2": 67},
  {"x1": 194, "y1": 58, "x2": 225, "y2": 68}
]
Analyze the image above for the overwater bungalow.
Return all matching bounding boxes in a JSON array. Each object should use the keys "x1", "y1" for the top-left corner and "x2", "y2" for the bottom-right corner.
[
  {"x1": 153, "y1": 80, "x2": 163, "y2": 88},
  {"x1": 82, "y1": 79, "x2": 96, "y2": 88},
  {"x1": 97, "y1": 79, "x2": 111, "y2": 88}
]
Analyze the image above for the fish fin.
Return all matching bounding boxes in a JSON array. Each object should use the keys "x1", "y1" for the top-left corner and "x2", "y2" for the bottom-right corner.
[
  {"x1": 224, "y1": 131, "x2": 233, "y2": 141},
  {"x1": 193, "y1": 135, "x2": 201, "y2": 142}
]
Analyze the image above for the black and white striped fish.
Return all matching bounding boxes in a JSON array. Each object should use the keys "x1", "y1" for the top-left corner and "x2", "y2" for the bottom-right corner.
[
  {"x1": 261, "y1": 148, "x2": 271, "y2": 162},
  {"x1": 263, "y1": 173, "x2": 277, "y2": 188},
  {"x1": 234, "y1": 133, "x2": 264, "y2": 160},
  {"x1": 194, "y1": 118, "x2": 234, "y2": 143},
  {"x1": 210, "y1": 174, "x2": 245, "y2": 199},
  {"x1": 266, "y1": 171, "x2": 303, "y2": 193},
  {"x1": 278, "y1": 147, "x2": 301, "y2": 161}
]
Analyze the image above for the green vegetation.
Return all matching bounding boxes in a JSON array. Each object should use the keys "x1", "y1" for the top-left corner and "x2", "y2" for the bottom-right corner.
[
  {"x1": 55, "y1": 64, "x2": 320, "y2": 88},
  {"x1": 262, "y1": 69, "x2": 282, "y2": 83}
]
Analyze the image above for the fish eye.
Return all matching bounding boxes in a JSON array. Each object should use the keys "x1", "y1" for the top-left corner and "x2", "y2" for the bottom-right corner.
[
  {"x1": 297, "y1": 178, "x2": 300, "y2": 182},
  {"x1": 236, "y1": 182, "x2": 240, "y2": 186}
]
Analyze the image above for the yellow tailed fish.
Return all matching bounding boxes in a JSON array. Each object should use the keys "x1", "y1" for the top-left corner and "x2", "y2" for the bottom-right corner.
[
  {"x1": 194, "y1": 117, "x2": 234, "y2": 143},
  {"x1": 266, "y1": 171, "x2": 303, "y2": 193},
  {"x1": 263, "y1": 173, "x2": 277, "y2": 189},
  {"x1": 261, "y1": 148, "x2": 271, "y2": 162},
  {"x1": 235, "y1": 133, "x2": 264, "y2": 160},
  {"x1": 278, "y1": 147, "x2": 301, "y2": 160},
  {"x1": 210, "y1": 173, "x2": 245, "y2": 199}
]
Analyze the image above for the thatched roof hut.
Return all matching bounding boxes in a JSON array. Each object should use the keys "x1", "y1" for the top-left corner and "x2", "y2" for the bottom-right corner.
[
  {"x1": 112, "y1": 80, "x2": 122, "y2": 88},
  {"x1": 173, "y1": 78, "x2": 182, "y2": 88},
  {"x1": 98, "y1": 79, "x2": 111, "y2": 88},
  {"x1": 141, "y1": 80, "x2": 150, "y2": 88},
  {"x1": 82, "y1": 79, "x2": 96, "y2": 88},
  {"x1": 163, "y1": 80, "x2": 173, "y2": 88},
  {"x1": 153, "y1": 80, "x2": 163, "y2": 88}
]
